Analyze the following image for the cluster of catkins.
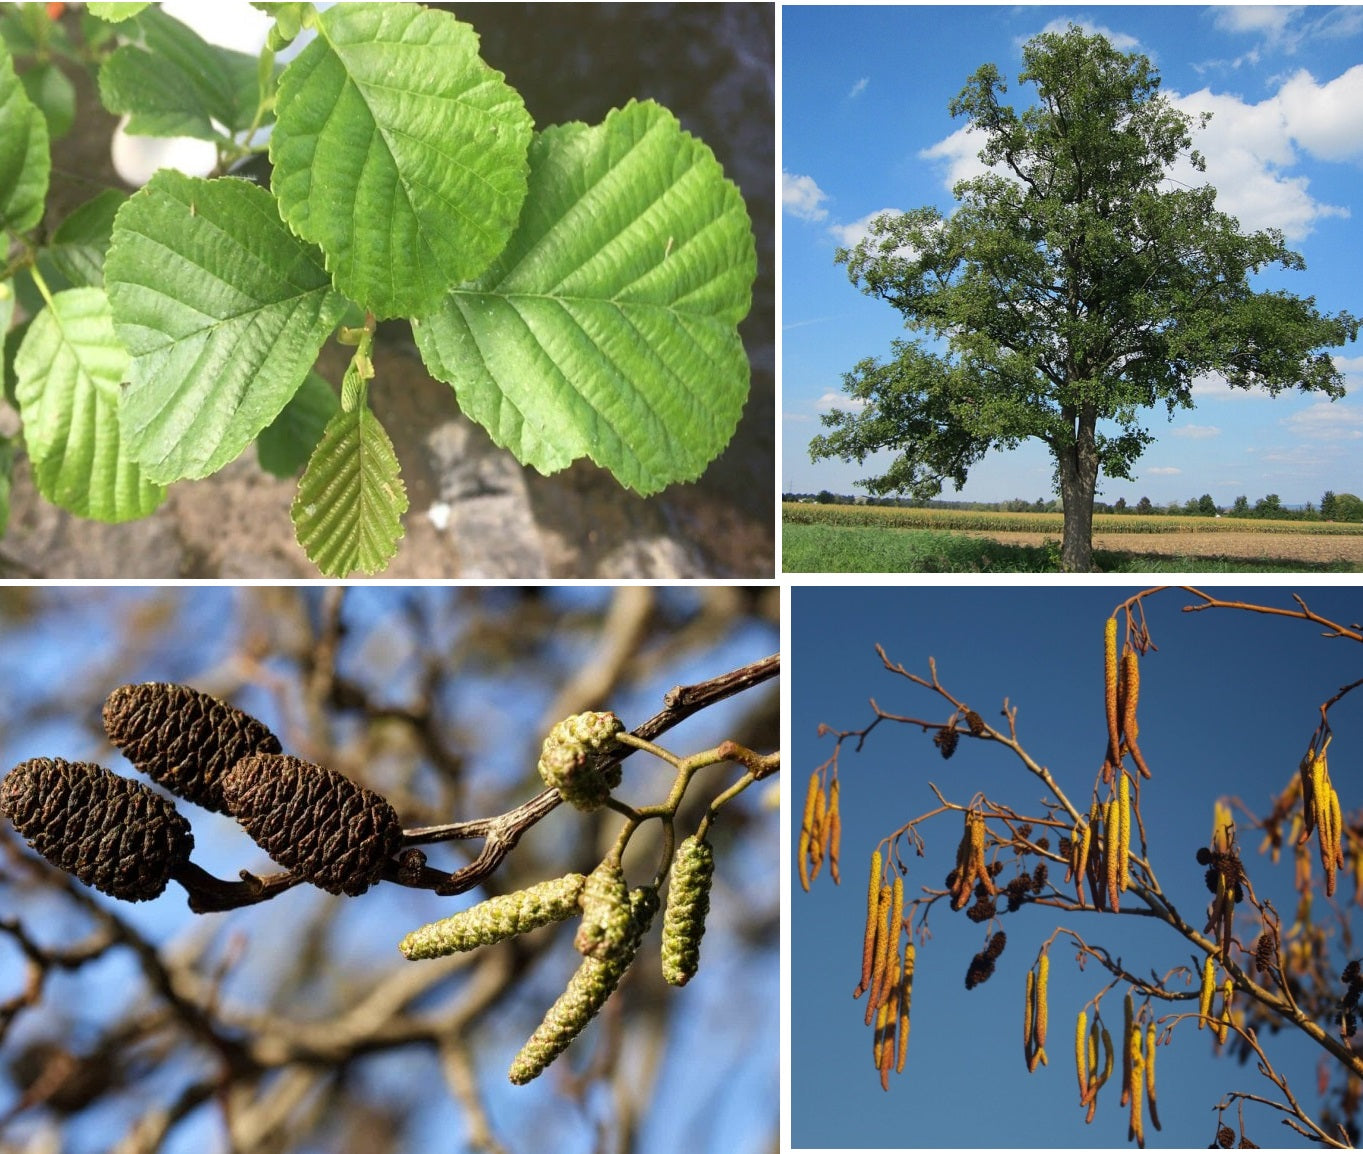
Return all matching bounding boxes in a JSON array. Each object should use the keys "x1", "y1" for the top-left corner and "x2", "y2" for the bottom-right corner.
[{"x1": 0, "y1": 682, "x2": 401, "y2": 901}]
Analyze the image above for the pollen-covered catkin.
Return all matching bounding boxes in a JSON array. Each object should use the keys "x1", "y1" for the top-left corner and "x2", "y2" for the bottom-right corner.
[
  {"x1": 798, "y1": 771, "x2": 819, "y2": 892},
  {"x1": 1075, "y1": 814, "x2": 1093, "y2": 904},
  {"x1": 809, "y1": 779, "x2": 828, "y2": 884},
  {"x1": 1216, "y1": 979, "x2": 1233, "y2": 1045},
  {"x1": 1145, "y1": 1020, "x2": 1161, "y2": 1131},
  {"x1": 1128, "y1": 1031, "x2": 1146, "y2": 1148},
  {"x1": 574, "y1": 861, "x2": 633, "y2": 961},
  {"x1": 1120, "y1": 646, "x2": 1140, "y2": 741},
  {"x1": 1075, "y1": 1009, "x2": 1089, "y2": 1104},
  {"x1": 1119, "y1": 772, "x2": 1132, "y2": 893},
  {"x1": 1199, "y1": 955, "x2": 1216, "y2": 1028},
  {"x1": 661, "y1": 835, "x2": 715, "y2": 986},
  {"x1": 896, "y1": 941, "x2": 914, "y2": 1073},
  {"x1": 1106, "y1": 799, "x2": 1121, "y2": 912},
  {"x1": 1025, "y1": 968, "x2": 1036, "y2": 1070},
  {"x1": 1036, "y1": 953, "x2": 1050, "y2": 1050},
  {"x1": 1120, "y1": 990, "x2": 1134, "y2": 1108},
  {"x1": 865, "y1": 884, "x2": 892, "y2": 1025},
  {"x1": 868, "y1": 876, "x2": 904, "y2": 1014},
  {"x1": 1104, "y1": 616, "x2": 1120, "y2": 766},
  {"x1": 828, "y1": 779, "x2": 842, "y2": 884},
  {"x1": 400, "y1": 873, "x2": 588, "y2": 958},
  {"x1": 857, "y1": 849, "x2": 883, "y2": 997}
]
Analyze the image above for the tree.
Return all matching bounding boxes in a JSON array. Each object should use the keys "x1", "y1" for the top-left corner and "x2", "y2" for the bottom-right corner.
[
  {"x1": 1322, "y1": 491, "x2": 1340, "y2": 520},
  {"x1": 1254, "y1": 493, "x2": 1283, "y2": 519},
  {"x1": 808, "y1": 25, "x2": 1359, "y2": 572},
  {"x1": 1114, "y1": 497, "x2": 1128, "y2": 513},
  {"x1": 1231, "y1": 495, "x2": 1250, "y2": 516},
  {"x1": 1334, "y1": 493, "x2": 1363, "y2": 523},
  {"x1": 793, "y1": 586, "x2": 1363, "y2": 1148},
  {"x1": 1135, "y1": 496, "x2": 1153, "y2": 515},
  {"x1": 1197, "y1": 494, "x2": 1218, "y2": 516},
  {"x1": 816, "y1": 489, "x2": 838, "y2": 504},
  {"x1": 0, "y1": 588, "x2": 779, "y2": 1153}
]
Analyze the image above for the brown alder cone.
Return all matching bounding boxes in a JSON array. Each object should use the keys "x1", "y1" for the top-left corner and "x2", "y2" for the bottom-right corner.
[
  {"x1": 103, "y1": 682, "x2": 282, "y2": 814},
  {"x1": 222, "y1": 754, "x2": 401, "y2": 896},
  {"x1": 1, "y1": 758, "x2": 193, "y2": 902}
]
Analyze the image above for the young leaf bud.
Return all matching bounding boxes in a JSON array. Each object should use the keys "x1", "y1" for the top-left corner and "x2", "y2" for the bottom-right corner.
[
  {"x1": 399, "y1": 873, "x2": 588, "y2": 959},
  {"x1": 537, "y1": 711, "x2": 625, "y2": 811},
  {"x1": 1, "y1": 758, "x2": 193, "y2": 902},
  {"x1": 222, "y1": 754, "x2": 400, "y2": 895},
  {"x1": 102, "y1": 682, "x2": 281, "y2": 813},
  {"x1": 661, "y1": 836, "x2": 715, "y2": 986}
]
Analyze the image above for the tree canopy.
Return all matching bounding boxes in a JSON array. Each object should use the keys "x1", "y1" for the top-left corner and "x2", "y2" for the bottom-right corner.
[{"x1": 810, "y1": 24, "x2": 1359, "y2": 572}]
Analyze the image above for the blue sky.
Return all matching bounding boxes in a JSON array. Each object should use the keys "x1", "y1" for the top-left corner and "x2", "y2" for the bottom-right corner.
[
  {"x1": 783, "y1": 6, "x2": 1363, "y2": 508},
  {"x1": 791, "y1": 584, "x2": 1363, "y2": 1149}
]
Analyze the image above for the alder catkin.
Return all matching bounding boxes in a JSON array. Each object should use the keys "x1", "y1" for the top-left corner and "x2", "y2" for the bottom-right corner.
[
  {"x1": 1120, "y1": 990, "x2": 1134, "y2": 1108},
  {"x1": 537, "y1": 711, "x2": 625, "y2": 812},
  {"x1": 1120, "y1": 647, "x2": 1140, "y2": 741},
  {"x1": 1106, "y1": 799, "x2": 1121, "y2": 913},
  {"x1": 574, "y1": 861, "x2": 633, "y2": 960},
  {"x1": 865, "y1": 884, "x2": 892, "y2": 1025},
  {"x1": 1075, "y1": 1009, "x2": 1089, "y2": 1105},
  {"x1": 102, "y1": 682, "x2": 281, "y2": 814},
  {"x1": 1036, "y1": 953, "x2": 1050, "y2": 1050},
  {"x1": 809, "y1": 778, "x2": 828, "y2": 884},
  {"x1": 1145, "y1": 1019, "x2": 1161, "y2": 1131},
  {"x1": 1104, "y1": 616, "x2": 1120, "y2": 765},
  {"x1": 896, "y1": 941, "x2": 914, "y2": 1074},
  {"x1": 1024, "y1": 968, "x2": 1036, "y2": 1071},
  {"x1": 798, "y1": 771, "x2": 818, "y2": 892},
  {"x1": 857, "y1": 849, "x2": 883, "y2": 998},
  {"x1": 1, "y1": 758, "x2": 193, "y2": 902},
  {"x1": 399, "y1": 873, "x2": 587, "y2": 959},
  {"x1": 222, "y1": 754, "x2": 401, "y2": 896},
  {"x1": 1128, "y1": 1032, "x2": 1146, "y2": 1148},
  {"x1": 661, "y1": 836, "x2": 715, "y2": 986},
  {"x1": 1118, "y1": 771, "x2": 1132, "y2": 893},
  {"x1": 828, "y1": 779, "x2": 842, "y2": 884},
  {"x1": 1199, "y1": 955, "x2": 1216, "y2": 1029}
]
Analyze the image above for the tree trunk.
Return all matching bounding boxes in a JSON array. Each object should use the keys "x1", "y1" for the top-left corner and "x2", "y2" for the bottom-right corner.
[{"x1": 1056, "y1": 406, "x2": 1101, "y2": 573}]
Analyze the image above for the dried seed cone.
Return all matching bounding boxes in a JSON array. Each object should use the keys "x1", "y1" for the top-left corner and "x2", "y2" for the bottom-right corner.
[
  {"x1": 399, "y1": 873, "x2": 588, "y2": 959},
  {"x1": 574, "y1": 861, "x2": 633, "y2": 960},
  {"x1": 536, "y1": 711, "x2": 625, "y2": 811},
  {"x1": 102, "y1": 682, "x2": 281, "y2": 814},
  {"x1": 1, "y1": 758, "x2": 193, "y2": 902},
  {"x1": 221, "y1": 754, "x2": 400, "y2": 896},
  {"x1": 661, "y1": 836, "x2": 715, "y2": 986}
]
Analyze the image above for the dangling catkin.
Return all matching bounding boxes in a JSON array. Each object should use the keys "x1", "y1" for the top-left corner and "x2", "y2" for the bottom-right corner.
[
  {"x1": 1216, "y1": 979, "x2": 1233, "y2": 1045},
  {"x1": 1128, "y1": 1029, "x2": 1146, "y2": 1148},
  {"x1": 1025, "y1": 968, "x2": 1036, "y2": 1071},
  {"x1": 1198, "y1": 955, "x2": 1216, "y2": 1029},
  {"x1": 828, "y1": 779, "x2": 842, "y2": 884},
  {"x1": 1118, "y1": 772, "x2": 1132, "y2": 893},
  {"x1": 798, "y1": 771, "x2": 819, "y2": 892},
  {"x1": 1120, "y1": 990, "x2": 1134, "y2": 1108},
  {"x1": 1036, "y1": 953, "x2": 1050, "y2": 1050},
  {"x1": 865, "y1": 883, "x2": 893, "y2": 1025},
  {"x1": 1075, "y1": 1009, "x2": 1089, "y2": 1104},
  {"x1": 856, "y1": 849, "x2": 883, "y2": 998},
  {"x1": 1074, "y1": 814, "x2": 1093, "y2": 905},
  {"x1": 1106, "y1": 799, "x2": 1121, "y2": 913},
  {"x1": 896, "y1": 941, "x2": 914, "y2": 1073},
  {"x1": 1120, "y1": 646, "x2": 1140, "y2": 741},
  {"x1": 1104, "y1": 616, "x2": 1120, "y2": 767},
  {"x1": 1145, "y1": 1019, "x2": 1161, "y2": 1131},
  {"x1": 809, "y1": 777, "x2": 828, "y2": 885}
]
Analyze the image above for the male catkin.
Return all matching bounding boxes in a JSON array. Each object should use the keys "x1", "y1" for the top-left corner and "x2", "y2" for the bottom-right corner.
[
  {"x1": 399, "y1": 873, "x2": 587, "y2": 959},
  {"x1": 661, "y1": 835, "x2": 715, "y2": 986}
]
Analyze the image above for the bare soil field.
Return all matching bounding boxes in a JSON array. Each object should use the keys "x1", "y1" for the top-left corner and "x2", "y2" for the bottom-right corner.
[{"x1": 951, "y1": 529, "x2": 1363, "y2": 567}]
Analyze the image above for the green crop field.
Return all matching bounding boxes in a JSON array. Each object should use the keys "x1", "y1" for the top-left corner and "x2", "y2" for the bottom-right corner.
[{"x1": 782, "y1": 504, "x2": 1363, "y2": 573}]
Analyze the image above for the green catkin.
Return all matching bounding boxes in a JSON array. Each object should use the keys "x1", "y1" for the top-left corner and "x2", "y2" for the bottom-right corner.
[
  {"x1": 399, "y1": 873, "x2": 588, "y2": 959},
  {"x1": 574, "y1": 860, "x2": 634, "y2": 960},
  {"x1": 507, "y1": 883, "x2": 656, "y2": 1084},
  {"x1": 537, "y1": 711, "x2": 625, "y2": 811},
  {"x1": 661, "y1": 836, "x2": 716, "y2": 986}
]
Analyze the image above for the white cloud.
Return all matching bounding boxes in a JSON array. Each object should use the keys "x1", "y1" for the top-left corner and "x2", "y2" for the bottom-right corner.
[
  {"x1": 847, "y1": 76, "x2": 869, "y2": 100},
  {"x1": 814, "y1": 390, "x2": 866, "y2": 414},
  {"x1": 1275, "y1": 65, "x2": 1363, "y2": 162},
  {"x1": 1031, "y1": 17, "x2": 1141, "y2": 53},
  {"x1": 1281, "y1": 401, "x2": 1363, "y2": 440},
  {"x1": 783, "y1": 171, "x2": 829, "y2": 222},
  {"x1": 1146, "y1": 466, "x2": 1183, "y2": 475},
  {"x1": 784, "y1": 411, "x2": 813, "y2": 423},
  {"x1": 1172, "y1": 424, "x2": 1222, "y2": 439},
  {"x1": 919, "y1": 124, "x2": 994, "y2": 191},
  {"x1": 1213, "y1": 7, "x2": 1294, "y2": 40},
  {"x1": 827, "y1": 208, "x2": 904, "y2": 250}
]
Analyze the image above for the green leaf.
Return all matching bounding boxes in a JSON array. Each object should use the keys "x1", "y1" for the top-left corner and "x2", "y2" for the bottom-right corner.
[
  {"x1": 0, "y1": 37, "x2": 50, "y2": 231},
  {"x1": 292, "y1": 402, "x2": 407, "y2": 576},
  {"x1": 106, "y1": 171, "x2": 349, "y2": 482},
  {"x1": 20, "y1": 62, "x2": 75, "y2": 139},
  {"x1": 257, "y1": 368, "x2": 338, "y2": 477},
  {"x1": 88, "y1": 3, "x2": 152, "y2": 22},
  {"x1": 270, "y1": 2, "x2": 533, "y2": 319},
  {"x1": 98, "y1": 6, "x2": 263, "y2": 139},
  {"x1": 43, "y1": 188, "x2": 126, "y2": 289},
  {"x1": 0, "y1": 433, "x2": 13, "y2": 538},
  {"x1": 412, "y1": 99, "x2": 755, "y2": 495},
  {"x1": 13, "y1": 287, "x2": 165, "y2": 522}
]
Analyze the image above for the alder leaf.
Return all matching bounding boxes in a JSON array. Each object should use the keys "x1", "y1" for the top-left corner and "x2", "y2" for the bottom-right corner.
[
  {"x1": 270, "y1": 1, "x2": 533, "y2": 319},
  {"x1": 291, "y1": 402, "x2": 407, "y2": 576},
  {"x1": 412, "y1": 99, "x2": 756, "y2": 496},
  {"x1": 0, "y1": 37, "x2": 50, "y2": 231}
]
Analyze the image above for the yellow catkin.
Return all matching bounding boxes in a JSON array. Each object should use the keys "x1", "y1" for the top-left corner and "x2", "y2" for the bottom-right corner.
[
  {"x1": 869, "y1": 876, "x2": 903, "y2": 1014},
  {"x1": 1106, "y1": 799, "x2": 1121, "y2": 913},
  {"x1": 873, "y1": 973, "x2": 894, "y2": 1071},
  {"x1": 1217, "y1": 979, "x2": 1233, "y2": 1045},
  {"x1": 1104, "y1": 616, "x2": 1120, "y2": 767},
  {"x1": 1299, "y1": 745, "x2": 1318, "y2": 838},
  {"x1": 798, "y1": 771, "x2": 819, "y2": 892},
  {"x1": 1075, "y1": 1009, "x2": 1089, "y2": 1104},
  {"x1": 1212, "y1": 800, "x2": 1233, "y2": 856},
  {"x1": 1120, "y1": 991, "x2": 1134, "y2": 1108},
  {"x1": 1129, "y1": 1039, "x2": 1146, "y2": 1148},
  {"x1": 865, "y1": 884, "x2": 892, "y2": 1025},
  {"x1": 1198, "y1": 955, "x2": 1216, "y2": 1028},
  {"x1": 896, "y1": 942, "x2": 914, "y2": 1074},
  {"x1": 1024, "y1": 968, "x2": 1036, "y2": 1069},
  {"x1": 1036, "y1": 954, "x2": 1050, "y2": 1050},
  {"x1": 828, "y1": 780, "x2": 842, "y2": 884},
  {"x1": 809, "y1": 779, "x2": 828, "y2": 884},
  {"x1": 1098, "y1": 1023, "x2": 1114, "y2": 1090},
  {"x1": 1331, "y1": 787, "x2": 1344, "y2": 869},
  {"x1": 1119, "y1": 771, "x2": 1132, "y2": 893},
  {"x1": 1311, "y1": 752, "x2": 1329, "y2": 859},
  {"x1": 1120, "y1": 646, "x2": 1140, "y2": 741},
  {"x1": 1145, "y1": 1020, "x2": 1161, "y2": 1131},
  {"x1": 1075, "y1": 813, "x2": 1093, "y2": 904},
  {"x1": 856, "y1": 849, "x2": 882, "y2": 998}
]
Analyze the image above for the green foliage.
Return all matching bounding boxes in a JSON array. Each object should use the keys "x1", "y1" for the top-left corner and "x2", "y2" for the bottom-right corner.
[
  {"x1": 1332, "y1": 493, "x2": 1363, "y2": 523},
  {"x1": 812, "y1": 24, "x2": 1359, "y2": 572},
  {"x1": 0, "y1": 3, "x2": 757, "y2": 575}
]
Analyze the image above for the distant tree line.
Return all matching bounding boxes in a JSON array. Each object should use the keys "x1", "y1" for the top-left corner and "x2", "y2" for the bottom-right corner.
[{"x1": 783, "y1": 490, "x2": 1363, "y2": 522}]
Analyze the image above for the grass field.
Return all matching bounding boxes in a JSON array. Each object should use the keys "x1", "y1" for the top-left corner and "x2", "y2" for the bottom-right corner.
[{"x1": 782, "y1": 504, "x2": 1363, "y2": 573}]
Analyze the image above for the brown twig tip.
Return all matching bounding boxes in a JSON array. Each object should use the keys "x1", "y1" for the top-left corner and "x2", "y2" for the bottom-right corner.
[{"x1": 222, "y1": 754, "x2": 401, "y2": 896}]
